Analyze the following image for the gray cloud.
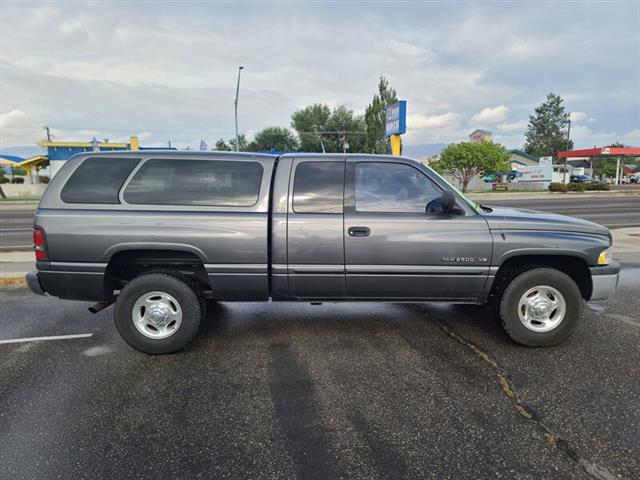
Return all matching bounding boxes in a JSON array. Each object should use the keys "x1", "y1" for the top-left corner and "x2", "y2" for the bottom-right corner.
[{"x1": 1, "y1": 1, "x2": 638, "y2": 150}]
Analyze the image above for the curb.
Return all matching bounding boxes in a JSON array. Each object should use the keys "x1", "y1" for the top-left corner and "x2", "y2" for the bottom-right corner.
[
  {"x1": 0, "y1": 277, "x2": 26, "y2": 287},
  {"x1": 0, "y1": 251, "x2": 34, "y2": 262},
  {"x1": 468, "y1": 191, "x2": 640, "y2": 200}
]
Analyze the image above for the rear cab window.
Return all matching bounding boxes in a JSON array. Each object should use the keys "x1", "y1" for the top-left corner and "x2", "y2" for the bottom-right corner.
[
  {"x1": 123, "y1": 158, "x2": 263, "y2": 206},
  {"x1": 61, "y1": 157, "x2": 140, "y2": 204},
  {"x1": 292, "y1": 162, "x2": 345, "y2": 213}
]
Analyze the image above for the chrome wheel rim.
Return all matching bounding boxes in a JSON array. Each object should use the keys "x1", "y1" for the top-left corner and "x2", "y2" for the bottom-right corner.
[
  {"x1": 132, "y1": 291, "x2": 182, "y2": 339},
  {"x1": 517, "y1": 285, "x2": 566, "y2": 333}
]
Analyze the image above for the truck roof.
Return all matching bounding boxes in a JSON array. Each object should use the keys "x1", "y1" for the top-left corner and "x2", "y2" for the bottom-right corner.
[{"x1": 68, "y1": 150, "x2": 419, "y2": 163}]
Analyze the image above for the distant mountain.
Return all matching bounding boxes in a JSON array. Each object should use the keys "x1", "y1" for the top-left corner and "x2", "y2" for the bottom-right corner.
[
  {"x1": 402, "y1": 143, "x2": 447, "y2": 159},
  {"x1": 0, "y1": 146, "x2": 46, "y2": 159}
]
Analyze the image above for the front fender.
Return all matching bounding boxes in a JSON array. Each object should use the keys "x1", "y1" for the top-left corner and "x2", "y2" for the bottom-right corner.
[{"x1": 491, "y1": 230, "x2": 610, "y2": 266}]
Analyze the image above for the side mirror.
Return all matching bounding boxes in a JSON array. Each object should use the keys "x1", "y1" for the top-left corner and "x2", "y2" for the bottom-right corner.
[{"x1": 441, "y1": 190, "x2": 456, "y2": 212}]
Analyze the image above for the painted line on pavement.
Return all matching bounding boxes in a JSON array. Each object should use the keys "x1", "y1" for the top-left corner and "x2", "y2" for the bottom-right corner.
[
  {"x1": 606, "y1": 313, "x2": 640, "y2": 328},
  {"x1": 0, "y1": 333, "x2": 94, "y2": 345},
  {"x1": 0, "y1": 245, "x2": 33, "y2": 251}
]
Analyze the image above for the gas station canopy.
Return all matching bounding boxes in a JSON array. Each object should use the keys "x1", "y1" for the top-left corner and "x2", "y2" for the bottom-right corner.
[{"x1": 557, "y1": 147, "x2": 640, "y2": 158}]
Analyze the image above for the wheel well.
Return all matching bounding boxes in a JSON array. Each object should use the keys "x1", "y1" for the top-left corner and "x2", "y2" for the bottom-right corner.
[
  {"x1": 104, "y1": 250, "x2": 210, "y2": 295},
  {"x1": 491, "y1": 255, "x2": 592, "y2": 300}
]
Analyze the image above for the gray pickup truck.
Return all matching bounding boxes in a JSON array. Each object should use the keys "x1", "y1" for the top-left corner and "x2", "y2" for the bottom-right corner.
[{"x1": 26, "y1": 151, "x2": 620, "y2": 354}]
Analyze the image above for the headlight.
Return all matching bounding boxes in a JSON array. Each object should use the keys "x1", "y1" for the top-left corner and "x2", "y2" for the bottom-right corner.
[{"x1": 597, "y1": 248, "x2": 612, "y2": 265}]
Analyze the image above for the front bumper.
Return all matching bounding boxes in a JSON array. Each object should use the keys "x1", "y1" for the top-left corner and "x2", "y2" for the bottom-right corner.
[
  {"x1": 25, "y1": 270, "x2": 46, "y2": 296},
  {"x1": 589, "y1": 261, "x2": 620, "y2": 301}
]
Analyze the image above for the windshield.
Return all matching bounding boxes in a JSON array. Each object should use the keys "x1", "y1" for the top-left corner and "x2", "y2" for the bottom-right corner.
[{"x1": 424, "y1": 165, "x2": 483, "y2": 214}]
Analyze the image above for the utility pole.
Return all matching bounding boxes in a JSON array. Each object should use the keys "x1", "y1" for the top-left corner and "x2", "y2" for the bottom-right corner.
[
  {"x1": 563, "y1": 118, "x2": 571, "y2": 183},
  {"x1": 234, "y1": 66, "x2": 244, "y2": 152},
  {"x1": 44, "y1": 126, "x2": 51, "y2": 142}
]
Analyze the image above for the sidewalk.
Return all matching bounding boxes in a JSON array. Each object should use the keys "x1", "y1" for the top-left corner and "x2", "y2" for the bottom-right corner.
[
  {"x1": 468, "y1": 190, "x2": 640, "y2": 201},
  {"x1": 0, "y1": 251, "x2": 33, "y2": 282},
  {"x1": 611, "y1": 227, "x2": 640, "y2": 263}
]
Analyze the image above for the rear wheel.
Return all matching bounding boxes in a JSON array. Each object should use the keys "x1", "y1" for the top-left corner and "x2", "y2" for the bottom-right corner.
[
  {"x1": 114, "y1": 273, "x2": 203, "y2": 354},
  {"x1": 497, "y1": 268, "x2": 582, "y2": 347}
]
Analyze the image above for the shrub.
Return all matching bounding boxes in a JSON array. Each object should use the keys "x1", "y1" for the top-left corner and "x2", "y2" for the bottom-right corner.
[
  {"x1": 38, "y1": 175, "x2": 50, "y2": 184},
  {"x1": 566, "y1": 182, "x2": 588, "y2": 192},
  {"x1": 10, "y1": 177, "x2": 25, "y2": 184},
  {"x1": 0, "y1": 177, "x2": 9, "y2": 184},
  {"x1": 548, "y1": 182, "x2": 567, "y2": 192},
  {"x1": 586, "y1": 183, "x2": 610, "y2": 191}
]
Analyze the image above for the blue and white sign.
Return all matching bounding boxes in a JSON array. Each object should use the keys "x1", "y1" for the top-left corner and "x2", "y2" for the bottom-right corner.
[{"x1": 385, "y1": 100, "x2": 407, "y2": 137}]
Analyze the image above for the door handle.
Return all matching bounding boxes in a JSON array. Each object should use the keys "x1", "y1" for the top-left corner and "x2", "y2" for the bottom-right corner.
[{"x1": 348, "y1": 226, "x2": 371, "y2": 237}]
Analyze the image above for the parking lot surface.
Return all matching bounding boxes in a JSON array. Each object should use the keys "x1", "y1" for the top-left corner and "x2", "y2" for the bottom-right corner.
[{"x1": 1, "y1": 264, "x2": 638, "y2": 479}]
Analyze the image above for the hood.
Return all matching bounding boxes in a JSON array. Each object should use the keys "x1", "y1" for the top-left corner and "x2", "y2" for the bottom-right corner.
[{"x1": 482, "y1": 206, "x2": 610, "y2": 237}]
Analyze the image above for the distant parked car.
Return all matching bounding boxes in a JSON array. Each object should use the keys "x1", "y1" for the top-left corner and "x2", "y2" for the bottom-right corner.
[{"x1": 570, "y1": 175, "x2": 596, "y2": 184}]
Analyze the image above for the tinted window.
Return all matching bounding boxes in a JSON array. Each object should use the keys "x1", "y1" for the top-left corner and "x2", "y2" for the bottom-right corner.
[
  {"x1": 355, "y1": 162, "x2": 441, "y2": 213},
  {"x1": 293, "y1": 162, "x2": 344, "y2": 213},
  {"x1": 123, "y1": 159, "x2": 263, "y2": 206},
  {"x1": 61, "y1": 157, "x2": 139, "y2": 204}
]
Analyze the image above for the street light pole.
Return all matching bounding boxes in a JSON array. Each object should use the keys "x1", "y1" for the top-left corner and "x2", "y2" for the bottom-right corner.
[
  {"x1": 563, "y1": 117, "x2": 572, "y2": 183},
  {"x1": 234, "y1": 66, "x2": 244, "y2": 152}
]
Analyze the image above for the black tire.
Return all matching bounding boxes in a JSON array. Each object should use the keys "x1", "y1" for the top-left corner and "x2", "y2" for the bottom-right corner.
[
  {"x1": 498, "y1": 268, "x2": 582, "y2": 347},
  {"x1": 114, "y1": 272, "x2": 203, "y2": 354}
]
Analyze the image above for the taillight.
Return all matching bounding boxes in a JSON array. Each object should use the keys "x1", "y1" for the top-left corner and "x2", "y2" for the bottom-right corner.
[{"x1": 33, "y1": 227, "x2": 47, "y2": 260}]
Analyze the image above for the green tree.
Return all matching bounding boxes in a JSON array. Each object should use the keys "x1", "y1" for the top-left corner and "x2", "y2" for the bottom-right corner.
[
  {"x1": 228, "y1": 134, "x2": 249, "y2": 152},
  {"x1": 524, "y1": 93, "x2": 573, "y2": 158},
  {"x1": 593, "y1": 144, "x2": 628, "y2": 178},
  {"x1": 326, "y1": 105, "x2": 366, "y2": 153},
  {"x1": 215, "y1": 138, "x2": 231, "y2": 151},
  {"x1": 594, "y1": 157, "x2": 617, "y2": 178},
  {"x1": 364, "y1": 76, "x2": 398, "y2": 154},
  {"x1": 247, "y1": 126, "x2": 299, "y2": 152},
  {"x1": 430, "y1": 141, "x2": 511, "y2": 192},
  {"x1": 291, "y1": 104, "x2": 332, "y2": 152},
  {"x1": 291, "y1": 104, "x2": 364, "y2": 152}
]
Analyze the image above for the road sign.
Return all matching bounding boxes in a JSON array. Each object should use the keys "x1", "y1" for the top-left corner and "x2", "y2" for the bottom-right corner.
[
  {"x1": 517, "y1": 165, "x2": 552, "y2": 182},
  {"x1": 385, "y1": 101, "x2": 407, "y2": 137}
]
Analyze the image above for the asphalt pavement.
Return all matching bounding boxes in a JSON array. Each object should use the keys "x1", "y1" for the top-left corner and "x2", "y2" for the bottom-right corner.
[
  {"x1": 478, "y1": 196, "x2": 640, "y2": 229},
  {"x1": 0, "y1": 206, "x2": 34, "y2": 251},
  {"x1": 2, "y1": 194, "x2": 639, "y2": 251},
  {"x1": 1, "y1": 264, "x2": 639, "y2": 479}
]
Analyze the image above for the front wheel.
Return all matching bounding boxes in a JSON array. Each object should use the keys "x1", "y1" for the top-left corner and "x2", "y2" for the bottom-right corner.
[
  {"x1": 114, "y1": 273, "x2": 203, "y2": 354},
  {"x1": 498, "y1": 268, "x2": 582, "y2": 347}
]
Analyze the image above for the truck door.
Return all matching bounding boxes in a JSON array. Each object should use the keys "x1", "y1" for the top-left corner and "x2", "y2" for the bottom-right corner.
[
  {"x1": 343, "y1": 158, "x2": 492, "y2": 301},
  {"x1": 286, "y1": 156, "x2": 346, "y2": 299}
]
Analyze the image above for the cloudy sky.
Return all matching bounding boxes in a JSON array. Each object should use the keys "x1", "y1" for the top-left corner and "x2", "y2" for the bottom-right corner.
[{"x1": 1, "y1": 1, "x2": 639, "y2": 153}]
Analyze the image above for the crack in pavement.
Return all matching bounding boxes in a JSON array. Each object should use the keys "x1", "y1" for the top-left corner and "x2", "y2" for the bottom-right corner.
[{"x1": 409, "y1": 306, "x2": 617, "y2": 480}]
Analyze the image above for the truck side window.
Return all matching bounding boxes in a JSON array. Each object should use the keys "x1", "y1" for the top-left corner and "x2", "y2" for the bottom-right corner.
[
  {"x1": 293, "y1": 162, "x2": 344, "y2": 214},
  {"x1": 123, "y1": 159, "x2": 263, "y2": 207},
  {"x1": 61, "y1": 157, "x2": 140, "y2": 204},
  {"x1": 355, "y1": 162, "x2": 441, "y2": 213}
]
